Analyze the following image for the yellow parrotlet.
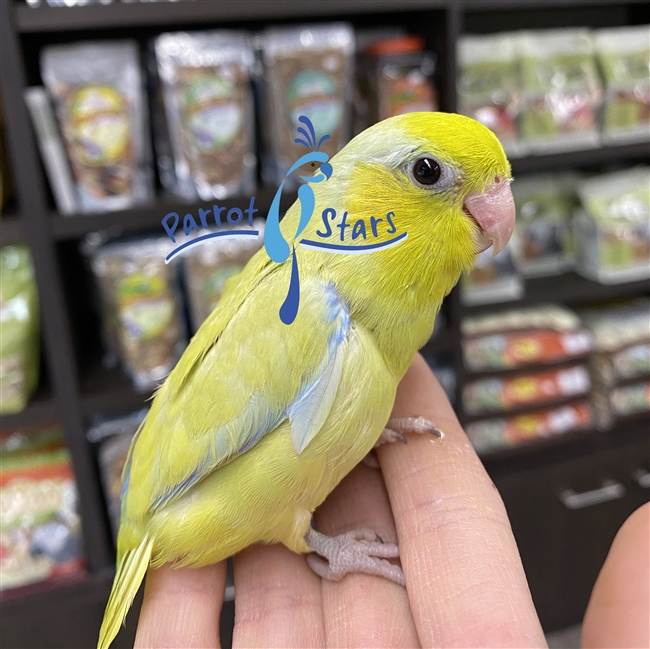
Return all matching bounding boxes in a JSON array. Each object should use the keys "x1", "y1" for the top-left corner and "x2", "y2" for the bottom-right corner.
[{"x1": 98, "y1": 112, "x2": 515, "y2": 648}]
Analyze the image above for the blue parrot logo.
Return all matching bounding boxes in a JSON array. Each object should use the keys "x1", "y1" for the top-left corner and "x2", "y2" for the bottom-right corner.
[{"x1": 264, "y1": 116, "x2": 333, "y2": 325}]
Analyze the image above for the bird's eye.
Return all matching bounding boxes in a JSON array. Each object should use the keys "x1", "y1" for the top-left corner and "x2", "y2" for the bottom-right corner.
[{"x1": 412, "y1": 157, "x2": 441, "y2": 186}]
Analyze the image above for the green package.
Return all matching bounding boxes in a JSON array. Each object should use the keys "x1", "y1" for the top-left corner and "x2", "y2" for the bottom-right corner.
[
  {"x1": 519, "y1": 29, "x2": 603, "y2": 152},
  {"x1": 0, "y1": 245, "x2": 39, "y2": 414},
  {"x1": 595, "y1": 26, "x2": 650, "y2": 144},
  {"x1": 574, "y1": 167, "x2": 650, "y2": 284},
  {"x1": 457, "y1": 33, "x2": 522, "y2": 157}
]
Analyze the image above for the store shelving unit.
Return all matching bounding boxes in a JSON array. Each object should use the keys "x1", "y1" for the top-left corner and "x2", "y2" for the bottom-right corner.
[{"x1": 0, "y1": 1, "x2": 648, "y2": 647}]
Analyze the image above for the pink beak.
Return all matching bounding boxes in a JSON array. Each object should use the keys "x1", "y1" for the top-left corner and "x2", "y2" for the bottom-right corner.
[{"x1": 463, "y1": 177, "x2": 516, "y2": 256}]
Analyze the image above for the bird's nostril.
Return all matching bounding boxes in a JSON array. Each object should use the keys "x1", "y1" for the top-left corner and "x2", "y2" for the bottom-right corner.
[{"x1": 494, "y1": 175, "x2": 502, "y2": 184}]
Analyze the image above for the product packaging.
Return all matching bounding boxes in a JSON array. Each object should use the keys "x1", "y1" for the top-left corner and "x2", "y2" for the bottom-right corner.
[
  {"x1": 0, "y1": 245, "x2": 39, "y2": 415},
  {"x1": 463, "y1": 364, "x2": 591, "y2": 416},
  {"x1": 574, "y1": 167, "x2": 650, "y2": 284},
  {"x1": 466, "y1": 400, "x2": 593, "y2": 454},
  {"x1": 581, "y1": 300, "x2": 650, "y2": 429},
  {"x1": 457, "y1": 33, "x2": 522, "y2": 156},
  {"x1": 183, "y1": 221, "x2": 264, "y2": 331},
  {"x1": 462, "y1": 305, "x2": 593, "y2": 373},
  {"x1": 84, "y1": 237, "x2": 186, "y2": 390},
  {"x1": 595, "y1": 26, "x2": 650, "y2": 144},
  {"x1": 360, "y1": 35, "x2": 437, "y2": 124},
  {"x1": 0, "y1": 425, "x2": 85, "y2": 592},
  {"x1": 511, "y1": 173, "x2": 576, "y2": 276},
  {"x1": 88, "y1": 409, "x2": 147, "y2": 537},
  {"x1": 41, "y1": 41, "x2": 153, "y2": 213},
  {"x1": 518, "y1": 29, "x2": 603, "y2": 153},
  {"x1": 461, "y1": 246, "x2": 524, "y2": 306},
  {"x1": 260, "y1": 23, "x2": 355, "y2": 185},
  {"x1": 153, "y1": 31, "x2": 256, "y2": 201}
]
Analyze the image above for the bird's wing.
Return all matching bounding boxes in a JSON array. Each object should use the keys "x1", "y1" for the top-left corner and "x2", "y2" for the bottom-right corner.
[{"x1": 122, "y1": 261, "x2": 350, "y2": 519}]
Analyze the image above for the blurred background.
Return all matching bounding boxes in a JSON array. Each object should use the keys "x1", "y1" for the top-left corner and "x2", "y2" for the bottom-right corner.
[{"x1": 0, "y1": 1, "x2": 648, "y2": 647}]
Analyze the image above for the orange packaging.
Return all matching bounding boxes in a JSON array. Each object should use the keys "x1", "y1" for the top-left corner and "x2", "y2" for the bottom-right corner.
[
  {"x1": 464, "y1": 364, "x2": 591, "y2": 415},
  {"x1": 463, "y1": 328, "x2": 593, "y2": 372},
  {"x1": 466, "y1": 400, "x2": 593, "y2": 453}
]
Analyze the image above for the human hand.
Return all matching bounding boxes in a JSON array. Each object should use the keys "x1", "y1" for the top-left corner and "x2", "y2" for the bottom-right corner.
[{"x1": 132, "y1": 354, "x2": 548, "y2": 648}]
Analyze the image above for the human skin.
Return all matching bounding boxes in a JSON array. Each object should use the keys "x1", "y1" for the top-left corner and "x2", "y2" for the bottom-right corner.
[
  {"x1": 132, "y1": 354, "x2": 645, "y2": 648},
  {"x1": 582, "y1": 501, "x2": 650, "y2": 649}
]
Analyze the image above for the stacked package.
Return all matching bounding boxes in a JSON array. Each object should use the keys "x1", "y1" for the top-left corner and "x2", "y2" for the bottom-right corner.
[
  {"x1": 84, "y1": 237, "x2": 186, "y2": 390},
  {"x1": 260, "y1": 23, "x2": 355, "y2": 185},
  {"x1": 41, "y1": 41, "x2": 153, "y2": 214},
  {"x1": 0, "y1": 425, "x2": 85, "y2": 592},
  {"x1": 183, "y1": 221, "x2": 264, "y2": 332},
  {"x1": 581, "y1": 300, "x2": 650, "y2": 430},
  {"x1": 152, "y1": 31, "x2": 256, "y2": 201},
  {"x1": 574, "y1": 167, "x2": 650, "y2": 285},
  {"x1": 462, "y1": 305, "x2": 595, "y2": 454},
  {"x1": 458, "y1": 26, "x2": 649, "y2": 155}
]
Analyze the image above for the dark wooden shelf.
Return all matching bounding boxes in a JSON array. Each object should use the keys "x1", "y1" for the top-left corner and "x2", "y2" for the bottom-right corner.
[
  {"x1": 510, "y1": 141, "x2": 649, "y2": 175},
  {"x1": 0, "y1": 214, "x2": 24, "y2": 244},
  {"x1": 50, "y1": 187, "x2": 291, "y2": 240},
  {"x1": 462, "y1": 272, "x2": 650, "y2": 315},
  {"x1": 14, "y1": 0, "x2": 446, "y2": 32},
  {"x1": 0, "y1": 388, "x2": 57, "y2": 431},
  {"x1": 80, "y1": 364, "x2": 153, "y2": 417}
]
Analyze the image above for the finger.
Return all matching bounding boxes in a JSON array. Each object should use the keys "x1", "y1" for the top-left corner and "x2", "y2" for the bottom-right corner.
[
  {"x1": 582, "y1": 502, "x2": 650, "y2": 649},
  {"x1": 315, "y1": 463, "x2": 420, "y2": 649},
  {"x1": 233, "y1": 543, "x2": 325, "y2": 648},
  {"x1": 135, "y1": 562, "x2": 226, "y2": 649},
  {"x1": 378, "y1": 354, "x2": 546, "y2": 648}
]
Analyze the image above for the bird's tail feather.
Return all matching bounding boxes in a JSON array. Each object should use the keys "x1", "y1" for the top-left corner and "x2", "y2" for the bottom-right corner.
[{"x1": 97, "y1": 535, "x2": 154, "y2": 649}]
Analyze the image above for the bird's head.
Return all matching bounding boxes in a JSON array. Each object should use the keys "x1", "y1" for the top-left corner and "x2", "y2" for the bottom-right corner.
[{"x1": 327, "y1": 112, "x2": 515, "y2": 279}]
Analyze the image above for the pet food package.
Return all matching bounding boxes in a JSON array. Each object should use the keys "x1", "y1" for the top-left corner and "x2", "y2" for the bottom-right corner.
[
  {"x1": 41, "y1": 41, "x2": 153, "y2": 213},
  {"x1": 458, "y1": 34, "x2": 522, "y2": 157},
  {"x1": 595, "y1": 26, "x2": 650, "y2": 144},
  {"x1": 466, "y1": 400, "x2": 593, "y2": 454},
  {"x1": 463, "y1": 364, "x2": 591, "y2": 416},
  {"x1": 462, "y1": 305, "x2": 593, "y2": 373},
  {"x1": 0, "y1": 425, "x2": 85, "y2": 592},
  {"x1": 88, "y1": 409, "x2": 147, "y2": 537},
  {"x1": 183, "y1": 220, "x2": 264, "y2": 331},
  {"x1": 85, "y1": 237, "x2": 186, "y2": 390},
  {"x1": 0, "y1": 246, "x2": 39, "y2": 415},
  {"x1": 574, "y1": 167, "x2": 650, "y2": 284},
  {"x1": 581, "y1": 300, "x2": 650, "y2": 429},
  {"x1": 360, "y1": 35, "x2": 437, "y2": 124},
  {"x1": 260, "y1": 23, "x2": 355, "y2": 185},
  {"x1": 518, "y1": 29, "x2": 603, "y2": 153},
  {"x1": 511, "y1": 174, "x2": 576, "y2": 277},
  {"x1": 153, "y1": 31, "x2": 256, "y2": 201},
  {"x1": 461, "y1": 246, "x2": 524, "y2": 306}
]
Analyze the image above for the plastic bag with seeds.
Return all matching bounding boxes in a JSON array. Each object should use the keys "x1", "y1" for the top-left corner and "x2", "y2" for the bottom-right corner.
[
  {"x1": 153, "y1": 31, "x2": 256, "y2": 201},
  {"x1": 260, "y1": 23, "x2": 355, "y2": 186},
  {"x1": 183, "y1": 220, "x2": 264, "y2": 332},
  {"x1": 518, "y1": 29, "x2": 603, "y2": 153},
  {"x1": 41, "y1": 41, "x2": 153, "y2": 213},
  {"x1": 457, "y1": 33, "x2": 522, "y2": 157},
  {"x1": 85, "y1": 238, "x2": 186, "y2": 390},
  {"x1": 595, "y1": 26, "x2": 650, "y2": 145}
]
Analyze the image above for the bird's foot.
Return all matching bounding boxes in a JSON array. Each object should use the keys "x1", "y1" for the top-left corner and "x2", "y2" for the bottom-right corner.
[
  {"x1": 374, "y1": 416, "x2": 443, "y2": 448},
  {"x1": 305, "y1": 527, "x2": 404, "y2": 586}
]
